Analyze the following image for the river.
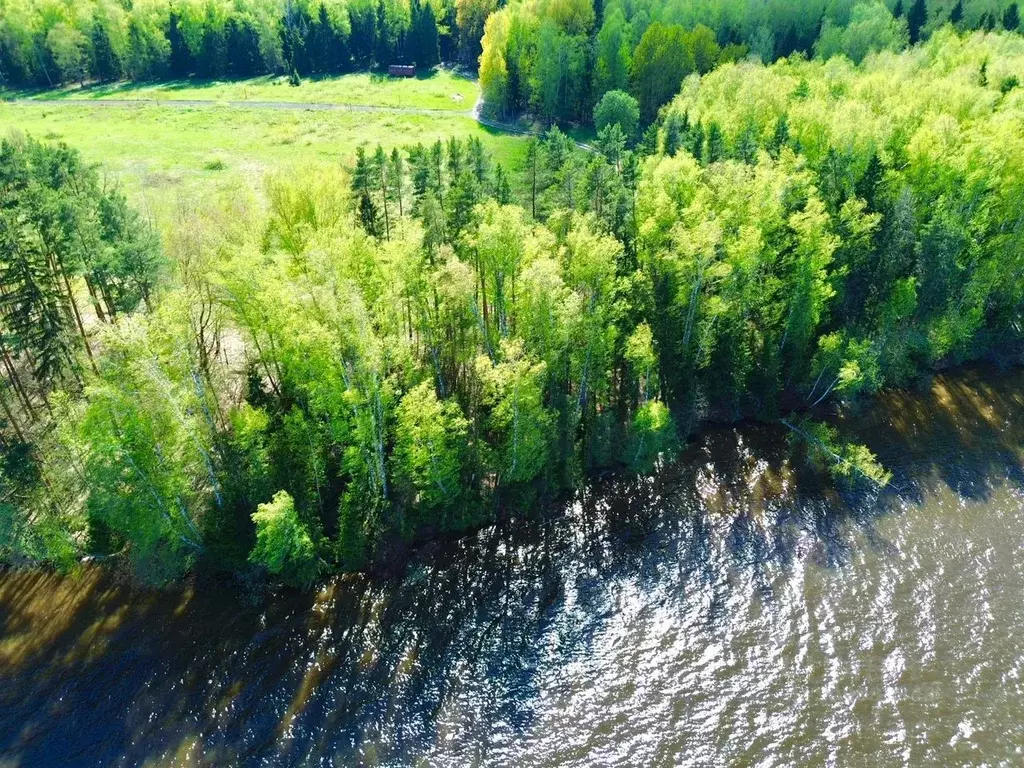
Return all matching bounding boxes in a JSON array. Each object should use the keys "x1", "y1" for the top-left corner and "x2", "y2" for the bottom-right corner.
[{"x1": 2, "y1": 369, "x2": 1023, "y2": 767}]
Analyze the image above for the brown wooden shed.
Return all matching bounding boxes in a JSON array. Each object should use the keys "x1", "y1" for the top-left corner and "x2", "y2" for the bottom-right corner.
[{"x1": 388, "y1": 64, "x2": 416, "y2": 78}]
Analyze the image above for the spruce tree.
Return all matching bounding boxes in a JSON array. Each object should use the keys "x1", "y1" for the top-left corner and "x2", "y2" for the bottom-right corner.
[
  {"x1": 706, "y1": 122, "x2": 725, "y2": 163},
  {"x1": 949, "y1": 0, "x2": 963, "y2": 26},
  {"x1": 494, "y1": 164, "x2": 512, "y2": 204},
  {"x1": 907, "y1": 0, "x2": 928, "y2": 44},
  {"x1": 374, "y1": 0, "x2": 390, "y2": 68},
  {"x1": 855, "y1": 153, "x2": 885, "y2": 211},
  {"x1": 769, "y1": 113, "x2": 790, "y2": 157},
  {"x1": 168, "y1": 11, "x2": 192, "y2": 78},
  {"x1": 663, "y1": 112, "x2": 682, "y2": 156},
  {"x1": 1004, "y1": 3, "x2": 1020, "y2": 31},
  {"x1": 91, "y1": 21, "x2": 119, "y2": 82}
]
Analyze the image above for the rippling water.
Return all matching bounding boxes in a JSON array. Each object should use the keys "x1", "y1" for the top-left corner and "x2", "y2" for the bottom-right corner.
[{"x1": 2, "y1": 369, "x2": 1023, "y2": 767}]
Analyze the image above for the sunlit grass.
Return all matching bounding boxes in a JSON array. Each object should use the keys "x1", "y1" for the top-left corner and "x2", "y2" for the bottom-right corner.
[
  {"x1": 0, "y1": 100, "x2": 527, "y2": 225},
  {"x1": 1, "y1": 69, "x2": 479, "y2": 112}
]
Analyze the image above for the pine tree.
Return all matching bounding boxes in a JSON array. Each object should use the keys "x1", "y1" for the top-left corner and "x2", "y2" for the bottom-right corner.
[
  {"x1": 225, "y1": 17, "x2": 262, "y2": 78},
  {"x1": 468, "y1": 137, "x2": 489, "y2": 186},
  {"x1": 690, "y1": 122, "x2": 706, "y2": 163},
  {"x1": 373, "y1": 145, "x2": 391, "y2": 240},
  {"x1": 737, "y1": 126, "x2": 759, "y2": 164},
  {"x1": 196, "y1": 19, "x2": 226, "y2": 79},
  {"x1": 420, "y1": 3, "x2": 441, "y2": 68},
  {"x1": 348, "y1": 3, "x2": 376, "y2": 69},
  {"x1": 409, "y1": 0, "x2": 440, "y2": 69},
  {"x1": 388, "y1": 148, "x2": 405, "y2": 218},
  {"x1": 311, "y1": 4, "x2": 335, "y2": 74},
  {"x1": 358, "y1": 193, "x2": 381, "y2": 237}
]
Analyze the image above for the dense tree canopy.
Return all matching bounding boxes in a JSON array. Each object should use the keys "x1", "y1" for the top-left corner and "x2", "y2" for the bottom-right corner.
[
  {"x1": 476, "y1": 0, "x2": 1024, "y2": 124},
  {"x1": 2, "y1": 28, "x2": 1023, "y2": 583},
  {"x1": 0, "y1": 0, "x2": 454, "y2": 86}
]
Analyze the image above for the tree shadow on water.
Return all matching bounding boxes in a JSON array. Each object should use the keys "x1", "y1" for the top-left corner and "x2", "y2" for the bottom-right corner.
[{"x1": 1, "y1": 368, "x2": 1022, "y2": 766}]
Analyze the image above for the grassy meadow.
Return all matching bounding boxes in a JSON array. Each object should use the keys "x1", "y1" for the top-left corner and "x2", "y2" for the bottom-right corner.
[
  {"x1": 2, "y1": 69, "x2": 479, "y2": 112},
  {"x1": 0, "y1": 72, "x2": 521, "y2": 225}
]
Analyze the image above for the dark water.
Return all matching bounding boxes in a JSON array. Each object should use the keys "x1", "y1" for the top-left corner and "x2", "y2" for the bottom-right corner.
[{"x1": 2, "y1": 370, "x2": 1024, "y2": 767}]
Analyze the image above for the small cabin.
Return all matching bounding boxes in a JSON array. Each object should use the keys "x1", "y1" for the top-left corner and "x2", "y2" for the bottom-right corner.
[{"x1": 388, "y1": 64, "x2": 416, "y2": 78}]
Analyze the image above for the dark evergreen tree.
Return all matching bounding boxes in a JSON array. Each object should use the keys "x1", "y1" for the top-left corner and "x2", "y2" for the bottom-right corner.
[
  {"x1": 408, "y1": 0, "x2": 440, "y2": 68},
  {"x1": 310, "y1": 4, "x2": 337, "y2": 74},
  {"x1": 736, "y1": 125, "x2": 759, "y2": 164},
  {"x1": 196, "y1": 19, "x2": 227, "y2": 79},
  {"x1": 348, "y1": 2, "x2": 377, "y2": 69},
  {"x1": 663, "y1": 112, "x2": 682, "y2": 156},
  {"x1": 949, "y1": 0, "x2": 963, "y2": 26},
  {"x1": 856, "y1": 153, "x2": 885, "y2": 211},
  {"x1": 777, "y1": 24, "x2": 800, "y2": 58},
  {"x1": 168, "y1": 11, "x2": 192, "y2": 78},
  {"x1": 494, "y1": 164, "x2": 512, "y2": 204},
  {"x1": 90, "y1": 21, "x2": 119, "y2": 82},
  {"x1": 1004, "y1": 3, "x2": 1021, "y2": 31},
  {"x1": 907, "y1": 0, "x2": 928, "y2": 45},
  {"x1": 280, "y1": 5, "x2": 313, "y2": 75},
  {"x1": 374, "y1": 0, "x2": 391, "y2": 68},
  {"x1": 706, "y1": 122, "x2": 725, "y2": 163},
  {"x1": 225, "y1": 17, "x2": 262, "y2": 78},
  {"x1": 769, "y1": 113, "x2": 790, "y2": 157},
  {"x1": 358, "y1": 192, "x2": 381, "y2": 237}
]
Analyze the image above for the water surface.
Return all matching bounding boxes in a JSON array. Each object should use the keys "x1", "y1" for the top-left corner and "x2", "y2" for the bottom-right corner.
[{"x1": 2, "y1": 369, "x2": 1023, "y2": 766}]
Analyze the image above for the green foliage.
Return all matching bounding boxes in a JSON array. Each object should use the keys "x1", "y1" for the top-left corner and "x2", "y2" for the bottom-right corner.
[
  {"x1": 477, "y1": 340, "x2": 552, "y2": 488},
  {"x1": 626, "y1": 399, "x2": 676, "y2": 472},
  {"x1": 5, "y1": 27, "x2": 1024, "y2": 585},
  {"x1": 593, "y1": 90, "x2": 640, "y2": 141},
  {"x1": 785, "y1": 418, "x2": 892, "y2": 487},
  {"x1": 814, "y1": 1, "x2": 908, "y2": 64},
  {"x1": 630, "y1": 22, "x2": 696, "y2": 124},
  {"x1": 394, "y1": 380, "x2": 469, "y2": 531},
  {"x1": 249, "y1": 490, "x2": 319, "y2": 586}
]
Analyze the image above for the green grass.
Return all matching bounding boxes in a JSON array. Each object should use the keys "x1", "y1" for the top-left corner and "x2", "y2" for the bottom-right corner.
[
  {"x1": 0, "y1": 99, "x2": 525, "y2": 226},
  {"x1": 2, "y1": 69, "x2": 479, "y2": 112}
]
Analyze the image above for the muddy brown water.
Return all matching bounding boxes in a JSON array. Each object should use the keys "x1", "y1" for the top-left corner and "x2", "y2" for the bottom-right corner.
[{"x1": 1, "y1": 369, "x2": 1023, "y2": 767}]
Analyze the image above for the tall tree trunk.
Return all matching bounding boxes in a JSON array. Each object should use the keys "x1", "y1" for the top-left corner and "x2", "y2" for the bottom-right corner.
[
  {"x1": 0, "y1": 386, "x2": 25, "y2": 443},
  {"x1": 0, "y1": 343, "x2": 35, "y2": 421}
]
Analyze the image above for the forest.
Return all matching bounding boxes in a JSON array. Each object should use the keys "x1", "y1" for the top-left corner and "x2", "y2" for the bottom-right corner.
[
  {"x1": 2, "y1": 0, "x2": 1022, "y2": 128},
  {"x1": 478, "y1": 0, "x2": 1024, "y2": 122},
  {"x1": 1, "y1": 5, "x2": 1023, "y2": 584}
]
